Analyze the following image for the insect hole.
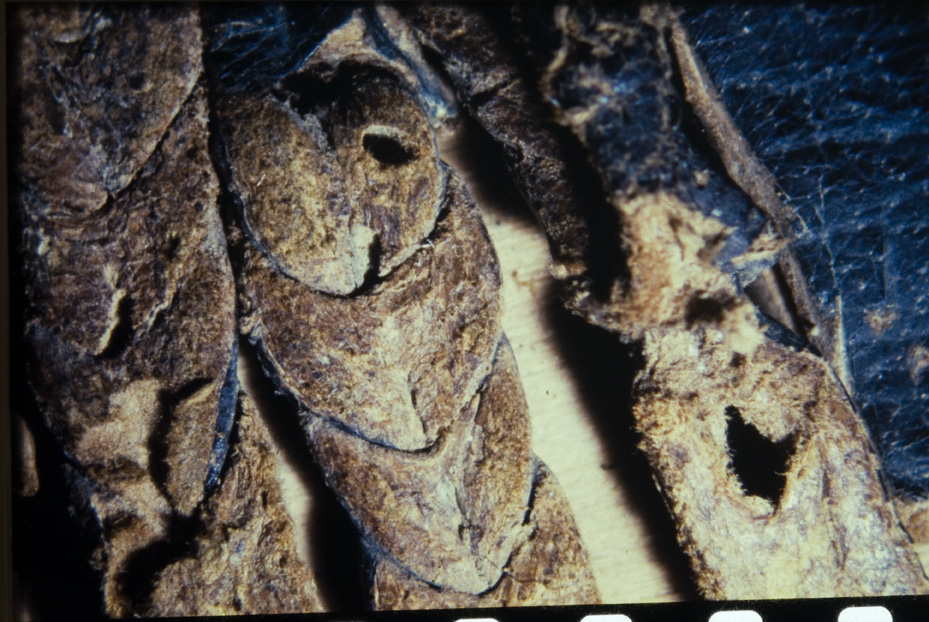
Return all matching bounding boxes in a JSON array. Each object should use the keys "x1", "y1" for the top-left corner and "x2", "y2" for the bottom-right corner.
[{"x1": 362, "y1": 126, "x2": 416, "y2": 166}]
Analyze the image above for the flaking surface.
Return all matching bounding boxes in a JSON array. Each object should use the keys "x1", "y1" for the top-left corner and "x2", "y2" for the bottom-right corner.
[
  {"x1": 215, "y1": 93, "x2": 374, "y2": 296},
  {"x1": 404, "y1": 3, "x2": 929, "y2": 598},
  {"x1": 225, "y1": 13, "x2": 598, "y2": 597},
  {"x1": 370, "y1": 462, "x2": 600, "y2": 609},
  {"x1": 14, "y1": 5, "x2": 202, "y2": 219},
  {"x1": 618, "y1": 195, "x2": 928, "y2": 597},
  {"x1": 401, "y1": 5, "x2": 592, "y2": 281},
  {"x1": 148, "y1": 395, "x2": 323, "y2": 615},
  {"x1": 20, "y1": 79, "x2": 238, "y2": 616},
  {"x1": 242, "y1": 172, "x2": 501, "y2": 452},
  {"x1": 308, "y1": 339, "x2": 534, "y2": 594}
]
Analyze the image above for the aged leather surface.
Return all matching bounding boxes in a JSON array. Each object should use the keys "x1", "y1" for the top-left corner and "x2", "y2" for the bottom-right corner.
[
  {"x1": 13, "y1": 1, "x2": 928, "y2": 614},
  {"x1": 403, "y1": 2, "x2": 929, "y2": 598},
  {"x1": 12, "y1": 5, "x2": 311, "y2": 617},
  {"x1": 147, "y1": 395, "x2": 323, "y2": 616},
  {"x1": 15, "y1": 9, "x2": 242, "y2": 605},
  {"x1": 220, "y1": 12, "x2": 597, "y2": 599},
  {"x1": 13, "y1": 5, "x2": 203, "y2": 219},
  {"x1": 399, "y1": 4, "x2": 594, "y2": 286},
  {"x1": 525, "y1": 4, "x2": 928, "y2": 597},
  {"x1": 369, "y1": 462, "x2": 599, "y2": 609}
]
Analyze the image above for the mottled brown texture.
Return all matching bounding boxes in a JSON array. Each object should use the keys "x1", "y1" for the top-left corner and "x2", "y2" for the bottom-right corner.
[
  {"x1": 241, "y1": 172, "x2": 501, "y2": 452},
  {"x1": 239, "y1": 165, "x2": 577, "y2": 595},
  {"x1": 214, "y1": 13, "x2": 447, "y2": 295},
  {"x1": 13, "y1": 4, "x2": 202, "y2": 219},
  {"x1": 616, "y1": 194, "x2": 928, "y2": 597},
  {"x1": 897, "y1": 498, "x2": 929, "y2": 545},
  {"x1": 15, "y1": 6, "x2": 238, "y2": 613},
  {"x1": 326, "y1": 69, "x2": 447, "y2": 277},
  {"x1": 402, "y1": 3, "x2": 929, "y2": 599},
  {"x1": 308, "y1": 339, "x2": 533, "y2": 594},
  {"x1": 24, "y1": 86, "x2": 236, "y2": 517},
  {"x1": 232, "y1": 16, "x2": 597, "y2": 598},
  {"x1": 401, "y1": 5, "x2": 592, "y2": 281},
  {"x1": 370, "y1": 462, "x2": 600, "y2": 609},
  {"x1": 516, "y1": 4, "x2": 736, "y2": 332},
  {"x1": 636, "y1": 328, "x2": 928, "y2": 598},
  {"x1": 215, "y1": 93, "x2": 375, "y2": 296},
  {"x1": 148, "y1": 395, "x2": 323, "y2": 616},
  {"x1": 15, "y1": 5, "x2": 600, "y2": 612},
  {"x1": 599, "y1": 192, "x2": 770, "y2": 350},
  {"x1": 306, "y1": 8, "x2": 459, "y2": 124}
]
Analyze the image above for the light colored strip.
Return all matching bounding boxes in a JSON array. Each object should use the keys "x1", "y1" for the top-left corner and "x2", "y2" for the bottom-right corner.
[{"x1": 838, "y1": 606, "x2": 893, "y2": 622}]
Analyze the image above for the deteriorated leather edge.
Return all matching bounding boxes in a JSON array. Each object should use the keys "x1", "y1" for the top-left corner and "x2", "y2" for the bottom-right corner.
[
  {"x1": 369, "y1": 460, "x2": 600, "y2": 609},
  {"x1": 13, "y1": 6, "x2": 241, "y2": 615},
  {"x1": 147, "y1": 393, "x2": 324, "y2": 615},
  {"x1": 223, "y1": 12, "x2": 600, "y2": 597},
  {"x1": 401, "y1": 2, "x2": 929, "y2": 599}
]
